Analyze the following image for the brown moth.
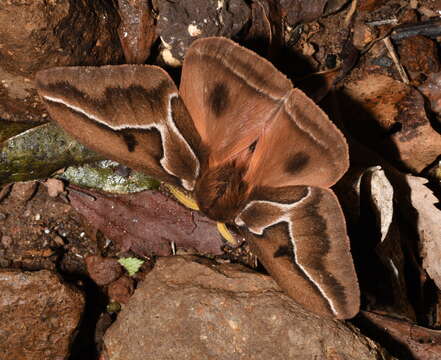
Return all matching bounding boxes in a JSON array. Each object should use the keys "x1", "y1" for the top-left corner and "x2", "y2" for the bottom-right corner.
[{"x1": 35, "y1": 37, "x2": 359, "y2": 319}]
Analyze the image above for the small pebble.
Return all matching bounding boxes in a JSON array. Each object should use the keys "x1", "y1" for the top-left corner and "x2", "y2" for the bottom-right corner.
[{"x1": 1, "y1": 235, "x2": 12, "y2": 247}]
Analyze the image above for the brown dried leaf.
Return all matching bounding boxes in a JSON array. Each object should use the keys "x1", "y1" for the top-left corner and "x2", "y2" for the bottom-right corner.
[
  {"x1": 361, "y1": 311, "x2": 441, "y2": 360},
  {"x1": 419, "y1": 71, "x2": 441, "y2": 115},
  {"x1": 343, "y1": 74, "x2": 441, "y2": 172},
  {"x1": 68, "y1": 186, "x2": 239, "y2": 257},
  {"x1": 397, "y1": 35, "x2": 439, "y2": 79}
]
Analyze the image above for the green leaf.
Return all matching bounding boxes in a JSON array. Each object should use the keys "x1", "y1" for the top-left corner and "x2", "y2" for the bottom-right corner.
[{"x1": 118, "y1": 257, "x2": 144, "y2": 276}]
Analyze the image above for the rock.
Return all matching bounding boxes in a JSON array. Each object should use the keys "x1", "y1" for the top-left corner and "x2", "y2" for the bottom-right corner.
[
  {"x1": 108, "y1": 275, "x2": 135, "y2": 304},
  {"x1": 104, "y1": 256, "x2": 391, "y2": 360},
  {"x1": 397, "y1": 35, "x2": 439, "y2": 79},
  {"x1": 155, "y1": 0, "x2": 250, "y2": 65},
  {"x1": 0, "y1": 0, "x2": 121, "y2": 76},
  {"x1": 44, "y1": 178, "x2": 65, "y2": 198},
  {"x1": 279, "y1": 0, "x2": 327, "y2": 26},
  {"x1": 117, "y1": 0, "x2": 157, "y2": 64},
  {"x1": 9, "y1": 181, "x2": 38, "y2": 203},
  {"x1": 0, "y1": 269, "x2": 84, "y2": 360},
  {"x1": 85, "y1": 255, "x2": 124, "y2": 286},
  {"x1": 0, "y1": 0, "x2": 123, "y2": 122}
]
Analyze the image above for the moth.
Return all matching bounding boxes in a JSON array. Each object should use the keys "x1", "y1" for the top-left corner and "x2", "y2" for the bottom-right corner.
[{"x1": 36, "y1": 37, "x2": 359, "y2": 319}]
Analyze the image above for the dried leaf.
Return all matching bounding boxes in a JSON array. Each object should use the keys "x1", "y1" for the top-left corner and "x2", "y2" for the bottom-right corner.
[
  {"x1": 405, "y1": 175, "x2": 441, "y2": 290},
  {"x1": 361, "y1": 311, "x2": 441, "y2": 360},
  {"x1": 67, "y1": 186, "x2": 241, "y2": 257},
  {"x1": 419, "y1": 71, "x2": 441, "y2": 115},
  {"x1": 365, "y1": 166, "x2": 394, "y2": 242},
  {"x1": 343, "y1": 74, "x2": 441, "y2": 172}
]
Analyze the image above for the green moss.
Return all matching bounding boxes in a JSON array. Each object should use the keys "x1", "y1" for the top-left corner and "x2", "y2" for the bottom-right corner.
[
  {"x1": 60, "y1": 160, "x2": 160, "y2": 193},
  {"x1": 0, "y1": 123, "x2": 102, "y2": 185}
]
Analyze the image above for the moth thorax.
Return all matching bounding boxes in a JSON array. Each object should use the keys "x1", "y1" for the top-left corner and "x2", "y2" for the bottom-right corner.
[{"x1": 194, "y1": 163, "x2": 248, "y2": 223}]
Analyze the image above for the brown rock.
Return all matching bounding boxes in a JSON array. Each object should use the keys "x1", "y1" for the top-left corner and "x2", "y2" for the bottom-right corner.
[
  {"x1": 44, "y1": 178, "x2": 65, "y2": 198},
  {"x1": 397, "y1": 35, "x2": 439, "y2": 77},
  {"x1": 279, "y1": 0, "x2": 327, "y2": 26},
  {"x1": 104, "y1": 256, "x2": 392, "y2": 360},
  {"x1": 0, "y1": 0, "x2": 123, "y2": 122},
  {"x1": 0, "y1": 269, "x2": 84, "y2": 360},
  {"x1": 86, "y1": 255, "x2": 123, "y2": 286},
  {"x1": 108, "y1": 275, "x2": 135, "y2": 304},
  {"x1": 343, "y1": 74, "x2": 441, "y2": 172},
  {"x1": 117, "y1": 0, "x2": 157, "y2": 64},
  {"x1": 10, "y1": 181, "x2": 38, "y2": 203},
  {"x1": 0, "y1": 0, "x2": 121, "y2": 76}
]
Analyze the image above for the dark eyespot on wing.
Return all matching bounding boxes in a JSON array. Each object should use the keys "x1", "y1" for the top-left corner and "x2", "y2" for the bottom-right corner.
[
  {"x1": 121, "y1": 132, "x2": 138, "y2": 152},
  {"x1": 285, "y1": 152, "x2": 310, "y2": 174},
  {"x1": 209, "y1": 82, "x2": 229, "y2": 117},
  {"x1": 274, "y1": 245, "x2": 291, "y2": 258},
  {"x1": 249, "y1": 140, "x2": 257, "y2": 153}
]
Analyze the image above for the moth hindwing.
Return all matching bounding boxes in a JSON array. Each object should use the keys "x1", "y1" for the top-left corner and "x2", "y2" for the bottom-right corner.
[{"x1": 36, "y1": 36, "x2": 359, "y2": 319}]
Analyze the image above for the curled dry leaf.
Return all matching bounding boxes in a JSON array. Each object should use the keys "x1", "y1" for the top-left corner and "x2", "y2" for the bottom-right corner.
[
  {"x1": 364, "y1": 166, "x2": 394, "y2": 242},
  {"x1": 361, "y1": 311, "x2": 441, "y2": 360},
  {"x1": 244, "y1": 0, "x2": 272, "y2": 55},
  {"x1": 68, "y1": 186, "x2": 241, "y2": 257},
  {"x1": 404, "y1": 175, "x2": 441, "y2": 290},
  {"x1": 335, "y1": 165, "x2": 415, "y2": 319}
]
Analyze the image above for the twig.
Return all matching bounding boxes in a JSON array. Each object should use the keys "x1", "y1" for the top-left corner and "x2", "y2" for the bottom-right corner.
[
  {"x1": 383, "y1": 37, "x2": 410, "y2": 84},
  {"x1": 391, "y1": 19, "x2": 441, "y2": 40},
  {"x1": 344, "y1": 0, "x2": 358, "y2": 26},
  {"x1": 366, "y1": 18, "x2": 398, "y2": 26}
]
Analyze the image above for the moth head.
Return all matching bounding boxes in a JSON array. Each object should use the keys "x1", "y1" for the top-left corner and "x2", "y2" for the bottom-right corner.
[{"x1": 194, "y1": 162, "x2": 249, "y2": 223}]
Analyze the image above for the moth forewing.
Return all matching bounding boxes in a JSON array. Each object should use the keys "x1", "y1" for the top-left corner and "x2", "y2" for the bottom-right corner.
[
  {"x1": 36, "y1": 65, "x2": 202, "y2": 191},
  {"x1": 36, "y1": 37, "x2": 359, "y2": 319}
]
